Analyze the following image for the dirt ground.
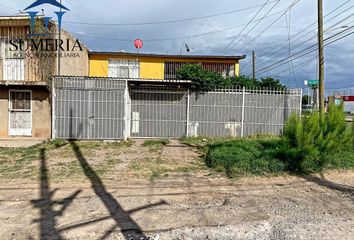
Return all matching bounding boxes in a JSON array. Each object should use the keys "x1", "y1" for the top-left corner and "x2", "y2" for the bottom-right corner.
[{"x1": 0, "y1": 140, "x2": 354, "y2": 240}]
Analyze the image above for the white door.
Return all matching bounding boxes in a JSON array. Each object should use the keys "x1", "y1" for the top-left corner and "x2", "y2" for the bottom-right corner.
[{"x1": 9, "y1": 91, "x2": 32, "y2": 136}]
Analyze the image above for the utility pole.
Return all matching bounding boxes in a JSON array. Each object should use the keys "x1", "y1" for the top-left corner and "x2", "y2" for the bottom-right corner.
[
  {"x1": 252, "y1": 51, "x2": 256, "y2": 80},
  {"x1": 318, "y1": 0, "x2": 325, "y2": 113}
]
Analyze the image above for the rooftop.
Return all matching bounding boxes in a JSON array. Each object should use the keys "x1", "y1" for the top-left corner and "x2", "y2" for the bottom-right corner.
[{"x1": 89, "y1": 51, "x2": 246, "y2": 61}]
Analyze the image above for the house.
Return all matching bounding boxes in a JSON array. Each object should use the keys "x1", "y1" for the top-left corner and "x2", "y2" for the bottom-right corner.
[
  {"x1": 0, "y1": 16, "x2": 89, "y2": 139},
  {"x1": 89, "y1": 52, "x2": 245, "y2": 80}
]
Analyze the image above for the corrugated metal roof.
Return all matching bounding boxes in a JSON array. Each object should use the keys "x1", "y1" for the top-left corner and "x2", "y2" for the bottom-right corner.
[{"x1": 89, "y1": 51, "x2": 246, "y2": 61}]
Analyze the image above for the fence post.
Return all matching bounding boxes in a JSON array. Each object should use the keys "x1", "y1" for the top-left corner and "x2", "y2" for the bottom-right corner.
[
  {"x1": 241, "y1": 87, "x2": 246, "y2": 138},
  {"x1": 186, "y1": 89, "x2": 190, "y2": 138},
  {"x1": 123, "y1": 80, "x2": 130, "y2": 141},
  {"x1": 51, "y1": 77, "x2": 56, "y2": 139},
  {"x1": 299, "y1": 88, "x2": 303, "y2": 117}
]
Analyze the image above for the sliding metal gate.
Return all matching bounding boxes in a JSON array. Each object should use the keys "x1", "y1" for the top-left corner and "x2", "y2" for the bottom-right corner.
[
  {"x1": 53, "y1": 77, "x2": 127, "y2": 140},
  {"x1": 130, "y1": 86, "x2": 188, "y2": 138}
]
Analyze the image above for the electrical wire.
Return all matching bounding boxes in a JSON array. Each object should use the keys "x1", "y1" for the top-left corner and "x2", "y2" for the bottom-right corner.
[
  {"x1": 219, "y1": 0, "x2": 273, "y2": 54},
  {"x1": 222, "y1": 0, "x2": 282, "y2": 55},
  {"x1": 242, "y1": 1, "x2": 353, "y2": 71},
  {"x1": 71, "y1": 9, "x2": 294, "y2": 43},
  {"x1": 252, "y1": 26, "x2": 354, "y2": 75},
  {"x1": 243, "y1": 14, "x2": 354, "y2": 75},
  {"x1": 229, "y1": 0, "x2": 302, "y2": 55},
  {"x1": 243, "y1": 13, "x2": 354, "y2": 75},
  {"x1": 63, "y1": 1, "x2": 279, "y2": 26}
]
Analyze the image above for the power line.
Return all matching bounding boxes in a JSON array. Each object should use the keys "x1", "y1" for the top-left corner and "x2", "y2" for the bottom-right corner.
[
  {"x1": 70, "y1": 8, "x2": 292, "y2": 42},
  {"x1": 219, "y1": 0, "x2": 273, "y2": 54},
  {"x1": 223, "y1": 0, "x2": 282, "y2": 55},
  {"x1": 63, "y1": 1, "x2": 279, "y2": 26},
  {"x1": 243, "y1": 10, "x2": 354, "y2": 74},
  {"x1": 269, "y1": 55, "x2": 317, "y2": 78},
  {"x1": 253, "y1": 26, "x2": 354, "y2": 75},
  {"x1": 255, "y1": 28, "x2": 354, "y2": 75},
  {"x1": 232, "y1": 0, "x2": 302, "y2": 55},
  {"x1": 242, "y1": 0, "x2": 353, "y2": 71},
  {"x1": 71, "y1": 9, "x2": 289, "y2": 43}
]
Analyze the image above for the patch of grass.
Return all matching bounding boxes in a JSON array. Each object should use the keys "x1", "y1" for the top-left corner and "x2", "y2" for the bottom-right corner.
[
  {"x1": 142, "y1": 139, "x2": 170, "y2": 152},
  {"x1": 206, "y1": 138, "x2": 285, "y2": 177},
  {"x1": 95, "y1": 158, "x2": 121, "y2": 176},
  {"x1": 128, "y1": 154, "x2": 204, "y2": 180},
  {"x1": 143, "y1": 139, "x2": 170, "y2": 147},
  {"x1": 105, "y1": 140, "x2": 134, "y2": 148}
]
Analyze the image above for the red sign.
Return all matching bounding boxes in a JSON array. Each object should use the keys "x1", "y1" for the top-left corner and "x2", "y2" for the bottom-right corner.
[
  {"x1": 343, "y1": 96, "x2": 354, "y2": 101},
  {"x1": 134, "y1": 39, "x2": 143, "y2": 49}
]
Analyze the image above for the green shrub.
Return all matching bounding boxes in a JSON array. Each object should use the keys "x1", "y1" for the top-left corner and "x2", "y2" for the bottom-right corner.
[
  {"x1": 205, "y1": 104, "x2": 354, "y2": 177},
  {"x1": 283, "y1": 104, "x2": 353, "y2": 171}
]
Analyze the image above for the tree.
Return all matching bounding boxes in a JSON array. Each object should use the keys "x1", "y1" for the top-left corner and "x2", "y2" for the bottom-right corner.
[
  {"x1": 176, "y1": 64, "x2": 287, "y2": 92},
  {"x1": 176, "y1": 64, "x2": 223, "y2": 92}
]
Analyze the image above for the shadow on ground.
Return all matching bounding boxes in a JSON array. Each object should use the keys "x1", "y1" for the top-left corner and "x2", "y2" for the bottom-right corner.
[
  {"x1": 300, "y1": 173, "x2": 354, "y2": 201},
  {"x1": 31, "y1": 109, "x2": 167, "y2": 239}
]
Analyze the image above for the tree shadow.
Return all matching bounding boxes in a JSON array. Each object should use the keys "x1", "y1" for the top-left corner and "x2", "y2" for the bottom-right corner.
[
  {"x1": 31, "y1": 148, "x2": 81, "y2": 240},
  {"x1": 300, "y1": 173, "x2": 354, "y2": 201},
  {"x1": 67, "y1": 108, "x2": 167, "y2": 239}
]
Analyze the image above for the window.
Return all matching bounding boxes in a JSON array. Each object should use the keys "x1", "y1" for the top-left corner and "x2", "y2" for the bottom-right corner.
[
  {"x1": 1, "y1": 40, "x2": 25, "y2": 81},
  {"x1": 108, "y1": 59, "x2": 139, "y2": 78},
  {"x1": 164, "y1": 61, "x2": 236, "y2": 80},
  {"x1": 164, "y1": 61, "x2": 197, "y2": 80}
]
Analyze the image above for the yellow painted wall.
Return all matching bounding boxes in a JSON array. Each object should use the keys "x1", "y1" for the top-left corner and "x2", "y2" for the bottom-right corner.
[
  {"x1": 140, "y1": 58, "x2": 164, "y2": 79},
  {"x1": 235, "y1": 63, "x2": 240, "y2": 76},
  {"x1": 90, "y1": 59, "x2": 109, "y2": 77},
  {"x1": 89, "y1": 54, "x2": 240, "y2": 79}
]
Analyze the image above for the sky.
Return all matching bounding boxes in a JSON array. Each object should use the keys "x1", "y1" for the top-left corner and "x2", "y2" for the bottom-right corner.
[{"x1": 1, "y1": 0, "x2": 353, "y2": 91}]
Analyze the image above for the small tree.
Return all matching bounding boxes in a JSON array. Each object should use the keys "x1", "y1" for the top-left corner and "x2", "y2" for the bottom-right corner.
[
  {"x1": 176, "y1": 64, "x2": 287, "y2": 91},
  {"x1": 176, "y1": 64, "x2": 224, "y2": 92}
]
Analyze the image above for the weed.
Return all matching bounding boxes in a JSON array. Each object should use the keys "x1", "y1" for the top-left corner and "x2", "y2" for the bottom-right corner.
[{"x1": 143, "y1": 139, "x2": 170, "y2": 147}]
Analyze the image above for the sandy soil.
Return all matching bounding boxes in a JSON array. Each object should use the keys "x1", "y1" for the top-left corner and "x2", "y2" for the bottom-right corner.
[{"x1": 0, "y1": 140, "x2": 353, "y2": 240}]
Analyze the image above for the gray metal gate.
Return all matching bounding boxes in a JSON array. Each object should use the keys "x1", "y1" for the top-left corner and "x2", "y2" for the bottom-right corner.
[
  {"x1": 130, "y1": 86, "x2": 188, "y2": 138},
  {"x1": 53, "y1": 77, "x2": 127, "y2": 140}
]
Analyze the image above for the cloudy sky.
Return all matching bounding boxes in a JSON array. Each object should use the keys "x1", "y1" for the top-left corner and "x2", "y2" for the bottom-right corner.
[{"x1": 1, "y1": 0, "x2": 353, "y2": 90}]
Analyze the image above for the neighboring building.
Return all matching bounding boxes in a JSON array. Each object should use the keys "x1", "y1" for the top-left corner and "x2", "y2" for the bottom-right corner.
[
  {"x1": 89, "y1": 52, "x2": 245, "y2": 80},
  {"x1": 0, "y1": 16, "x2": 89, "y2": 139},
  {"x1": 343, "y1": 96, "x2": 354, "y2": 114}
]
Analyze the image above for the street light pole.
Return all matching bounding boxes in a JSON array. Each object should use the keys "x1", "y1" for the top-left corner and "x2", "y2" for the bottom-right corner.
[{"x1": 318, "y1": 0, "x2": 325, "y2": 113}]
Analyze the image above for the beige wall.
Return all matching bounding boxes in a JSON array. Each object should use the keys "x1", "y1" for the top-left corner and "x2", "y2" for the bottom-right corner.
[
  {"x1": 0, "y1": 87, "x2": 51, "y2": 139},
  {"x1": 57, "y1": 30, "x2": 89, "y2": 76},
  {"x1": 0, "y1": 89, "x2": 8, "y2": 137}
]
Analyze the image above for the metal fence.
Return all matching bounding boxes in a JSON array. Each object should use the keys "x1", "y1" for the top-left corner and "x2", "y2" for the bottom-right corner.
[{"x1": 53, "y1": 77, "x2": 302, "y2": 140}]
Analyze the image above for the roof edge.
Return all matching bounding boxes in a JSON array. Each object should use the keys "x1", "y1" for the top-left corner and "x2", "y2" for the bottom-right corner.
[{"x1": 89, "y1": 51, "x2": 246, "y2": 60}]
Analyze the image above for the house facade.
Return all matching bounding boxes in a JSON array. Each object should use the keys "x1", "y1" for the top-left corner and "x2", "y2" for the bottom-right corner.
[
  {"x1": 0, "y1": 16, "x2": 89, "y2": 139},
  {"x1": 89, "y1": 52, "x2": 245, "y2": 80}
]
